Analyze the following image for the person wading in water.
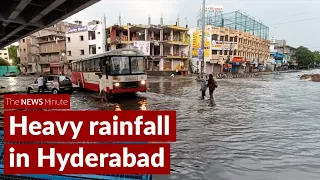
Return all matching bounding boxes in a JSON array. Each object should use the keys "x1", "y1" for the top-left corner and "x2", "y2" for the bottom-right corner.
[{"x1": 207, "y1": 74, "x2": 218, "y2": 100}]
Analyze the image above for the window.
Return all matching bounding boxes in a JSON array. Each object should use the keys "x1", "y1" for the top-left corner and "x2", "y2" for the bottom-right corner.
[
  {"x1": 80, "y1": 36, "x2": 84, "y2": 41},
  {"x1": 224, "y1": 50, "x2": 228, "y2": 55},
  {"x1": 4, "y1": 53, "x2": 7, "y2": 55},
  {"x1": 111, "y1": 57, "x2": 130, "y2": 75},
  {"x1": 212, "y1": 34, "x2": 218, "y2": 41},
  {"x1": 131, "y1": 57, "x2": 146, "y2": 74},
  {"x1": 90, "y1": 59, "x2": 95, "y2": 71},
  {"x1": 98, "y1": 32, "x2": 100, "y2": 34},
  {"x1": 94, "y1": 58, "x2": 100, "y2": 71},
  {"x1": 23, "y1": 48, "x2": 26, "y2": 52},
  {"x1": 80, "y1": 49, "x2": 84, "y2": 55},
  {"x1": 0, "y1": 53, "x2": 1, "y2": 55},
  {"x1": 220, "y1": 36, "x2": 224, "y2": 41},
  {"x1": 98, "y1": 47, "x2": 101, "y2": 49},
  {"x1": 212, "y1": 50, "x2": 218, "y2": 55},
  {"x1": 22, "y1": 39, "x2": 25, "y2": 43},
  {"x1": 67, "y1": 37, "x2": 71, "y2": 42},
  {"x1": 68, "y1": 51, "x2": 71, "y2": 56}
]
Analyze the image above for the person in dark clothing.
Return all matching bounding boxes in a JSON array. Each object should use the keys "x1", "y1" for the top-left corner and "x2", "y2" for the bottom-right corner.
[{"x1": 207, "y1": 74, "x2": 218, "y2": 100}]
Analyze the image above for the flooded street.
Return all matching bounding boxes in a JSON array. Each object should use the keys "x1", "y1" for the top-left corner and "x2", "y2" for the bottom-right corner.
[{"x1": 1, "y1": 70, "x2": 320, "y2": 180}]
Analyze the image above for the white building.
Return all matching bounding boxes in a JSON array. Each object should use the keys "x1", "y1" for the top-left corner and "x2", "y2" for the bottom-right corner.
[
  {"x1": 0, "y1": 47, "x2": 9, "y2": 61},
  {"x1": 66, "y1": 19, "x2": 106, "y2": 62}
]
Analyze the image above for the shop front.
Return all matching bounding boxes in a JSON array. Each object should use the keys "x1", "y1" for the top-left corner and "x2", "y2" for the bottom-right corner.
[
  {"x1": 50, "y1": 63, "x2": 64, "y2": 75},
  {"x1": 231, "y1": 57, "x2": 243, "y2": 73}
]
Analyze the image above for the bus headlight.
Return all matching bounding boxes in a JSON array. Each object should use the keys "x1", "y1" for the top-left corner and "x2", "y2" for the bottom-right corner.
[
  {"x1": 141, "y1": 80, "x2": 146, "y2": 85},
  {"x1": 114, "y1": 82, "x2": 120, "y2": 87}
]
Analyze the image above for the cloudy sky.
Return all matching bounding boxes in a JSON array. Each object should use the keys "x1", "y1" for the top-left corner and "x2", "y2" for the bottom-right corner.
[{"x1": 66, "y1": 0, "x2": 320, "y2": 51}]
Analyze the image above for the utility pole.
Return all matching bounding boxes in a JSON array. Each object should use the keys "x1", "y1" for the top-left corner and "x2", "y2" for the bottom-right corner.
[{"x1": 200, "y1": 0, "x2": 205, "y2": 78}]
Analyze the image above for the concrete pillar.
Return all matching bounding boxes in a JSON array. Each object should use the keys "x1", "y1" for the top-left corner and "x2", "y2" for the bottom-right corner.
[
  {"x1": 182, "y1": 32, "x2": 185, "y2": 42},
  {"x1": 128, "y1": 28, "x2": 130, "y2": 41},
  {"x1": 171, "y1": 59, "x2": 174, "y2": 70},
  {"x1": 160, "y1": 44, "x2": 163, "y2": 56},
  {"x1": 160, "y1": 58, "x2": 164, "y2": 70},
  {"x1": 151, "y1": 44, "x2": 154, "y2": 56},
  {"x1": 160, "y1": 29, "x2": 163, "y2": 41},
  {"x1": 151, "y1": 31, "x2": 154, "y2": 39},
  {"x1": 170, "y1": 30, "x2": 173, "y2": 41},
  {"x1": 145, "y1": 29, "x2": 148, "y2": 41},
  {"x1": 170, "y1": 45, "x2": 173, "y2": 55}
]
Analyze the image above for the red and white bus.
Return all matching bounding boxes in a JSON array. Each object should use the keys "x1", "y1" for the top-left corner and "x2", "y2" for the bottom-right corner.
[{"x1": 71, "y1": 49, "x2": 147, "y2": 95}]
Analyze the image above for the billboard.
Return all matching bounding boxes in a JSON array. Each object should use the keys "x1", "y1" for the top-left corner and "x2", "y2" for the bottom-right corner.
[
  {"x1": 133, "y1": 41, "x2": 150, "y2": 56},
  {"x1": 211, "y1": 40, "x2": 232, "y2": 50},
  {"x1": 192, "y1": 30, "x2": 211, "y2": 58},
  {"x1": 201, "y1": 5, "x2": 223, "y2": 12},
  {"x1": 66, "y1": 26, "x2": 87, "y2": 33}
]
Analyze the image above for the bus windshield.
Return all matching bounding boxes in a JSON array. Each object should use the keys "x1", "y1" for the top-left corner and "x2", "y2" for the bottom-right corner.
[{"x1": 110, "y1": 56, "x2": 145, "y2": 75}]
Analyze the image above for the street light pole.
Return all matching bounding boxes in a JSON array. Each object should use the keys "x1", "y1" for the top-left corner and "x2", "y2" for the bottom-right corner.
[{"x1": 200, "y1": 0, "x2": 205, "y2": 78}]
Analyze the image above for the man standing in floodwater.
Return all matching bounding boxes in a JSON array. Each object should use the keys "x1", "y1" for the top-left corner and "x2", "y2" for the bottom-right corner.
[
  {"x1": 200, "y1": 75, "x2": 207, "y2": 99},
  {"x1": 99, "y1": 75, "x2": 108, "y2": 104},
  {"x1": 207, "y1": 74, "x2": 218, "y2": 100}
]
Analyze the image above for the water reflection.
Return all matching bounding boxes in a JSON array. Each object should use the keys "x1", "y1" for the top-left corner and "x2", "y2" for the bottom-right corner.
[{"x1": 139, "y1": 99, "x2": 147, "y2": 110}]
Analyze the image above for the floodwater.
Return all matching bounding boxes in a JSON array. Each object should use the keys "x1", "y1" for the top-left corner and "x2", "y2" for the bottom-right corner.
[{"x1": 1, "y1": 70, "x2": 320, "y2": 180}]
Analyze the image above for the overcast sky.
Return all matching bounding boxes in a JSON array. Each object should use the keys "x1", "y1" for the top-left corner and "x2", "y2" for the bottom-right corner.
[{"x1": 65, "y1": 0, "x2": 320, "y2": 51}]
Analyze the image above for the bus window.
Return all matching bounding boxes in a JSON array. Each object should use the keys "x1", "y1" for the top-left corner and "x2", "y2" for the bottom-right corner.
[
  {"x1": 86, "y1": 60, "x2": 90, "y2": 71},
  {"x1": 90, "y1": 59, "x2": 95, "y2": 71},
  {"x1": 95, "y1": 58, "x2": 100, "y2": 71},
  {"x1": 111, "y1": 56, "x2": 130, "y2": 75},
  {"x1": 131, "y1": 57, "x2": 146, "y2": 74},
  {"x1": 80, "y1": 61, "x2": 83, "y2": 72},
  {"x1": 105, "y1": 57, "x2": 111, "y2": 74}
]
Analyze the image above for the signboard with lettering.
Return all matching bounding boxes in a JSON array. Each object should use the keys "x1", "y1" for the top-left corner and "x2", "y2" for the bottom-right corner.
[
  {"x1": 201, "y1": 5, "x2": 223, "y2": 12},
  {"x1": 66, "y1": 26, "x2": 87, "y2": 33},
  {"x1": 133, "y1": 41, "x2": 150, "y2": 56},
  {"x1": 211, "y1": 40, "x2": 232, "y2": 50}
]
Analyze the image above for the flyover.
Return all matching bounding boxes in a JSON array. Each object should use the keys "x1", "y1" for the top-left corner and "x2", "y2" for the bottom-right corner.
[{"x1": 0, "y1": 0, "x2": 100, "y2": 48}]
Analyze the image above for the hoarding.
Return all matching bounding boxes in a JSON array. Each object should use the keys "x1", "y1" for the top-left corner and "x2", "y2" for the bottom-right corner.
[
  {"x1": 201, "y1": 5, "x2": 223, "y2": 12},
  {"x1": 192, "y1": 30, "x2": 211, "y2": 58},
  {"x1": 211, "y1": 40, "x2": 232, "y2": 50},
  {"x1": 133, "y1": 41, "x2": 151, "y2": 56},
  {"x1": 66, "y1": 26, "x2": 87, "y2": 33}
]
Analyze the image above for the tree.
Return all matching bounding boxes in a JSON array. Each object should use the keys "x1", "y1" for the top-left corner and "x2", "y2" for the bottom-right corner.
[
  {"x1": 8, "y1": 45, "x2": 19, "y2": 65},
  {"x1": 0, "y1": 57, "x2": 9, "y2": 66},
  {"x1": 295, "y1": 46, "x2": 315, "y2": 66},
  {"x1": 314, "y1": 51, "x2": 320, "y2": 64}
]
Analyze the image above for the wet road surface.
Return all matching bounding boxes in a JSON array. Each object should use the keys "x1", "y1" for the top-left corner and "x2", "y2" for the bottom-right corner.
[{"x1": 1, "y1": 70, "x2": 320, "y2": 180}]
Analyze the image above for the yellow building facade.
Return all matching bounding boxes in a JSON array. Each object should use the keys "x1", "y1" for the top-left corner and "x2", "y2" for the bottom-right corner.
[{"x1": 191, "y1": 25, "x2": 270, "y2": 74}]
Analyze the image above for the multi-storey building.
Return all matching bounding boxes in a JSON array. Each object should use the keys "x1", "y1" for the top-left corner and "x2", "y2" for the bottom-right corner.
[
  {"x1": 18, "y1": 35, "x2": 39, "y2": 73},
  {"x1": 106, "y1": 16, "x2": 190, "y2": 74},
  {"x1": 66, "y1": 19, "x2": 107, "y2": 63},
  {"x1": 0, "y1": 47, "x2": 9, "y2": 61},
  {"x1": 191, "y1": 8, "x2": 270, "y2": 74},
  {"x1": 18, "y1": 22, "x2": 76, "y2": 74}
]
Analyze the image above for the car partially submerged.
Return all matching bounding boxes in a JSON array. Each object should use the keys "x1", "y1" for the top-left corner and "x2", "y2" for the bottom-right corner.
[
  {"x1": 3, "y1": 72, "x2": 18, "y2": 77},
  {"x1": 27, "y1": 75, "x2": 73, "y2": 94}
]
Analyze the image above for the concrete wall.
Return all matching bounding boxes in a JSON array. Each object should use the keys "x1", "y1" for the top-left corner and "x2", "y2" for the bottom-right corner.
[
  {"x1": 0, "y1": 47, "x2": 9, "y2": 60},
  {"x1": 66, "y1": 31, "x2": 89, "y2": 61}
]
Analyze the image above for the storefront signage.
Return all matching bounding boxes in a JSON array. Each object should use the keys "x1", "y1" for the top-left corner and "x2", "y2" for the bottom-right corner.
[
  {"x1": 211, "y1": 40, "x2": 232, "y2": 50},
  {"x1": 66, "y1": 26, "x2": 87, "y2": 33},
  {"x1": 233, "y1": 57, "x2": 243, "y2": 63}
]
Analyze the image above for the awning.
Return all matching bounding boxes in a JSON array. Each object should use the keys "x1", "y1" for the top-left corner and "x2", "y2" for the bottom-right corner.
[{"x1": 50, "y1": 63, "x2": 63, "y2": 67}]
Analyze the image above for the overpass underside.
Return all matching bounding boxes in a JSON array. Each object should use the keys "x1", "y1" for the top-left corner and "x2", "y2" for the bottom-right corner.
[{"x1": 0, "y1": 0, "x2": 100, "y2": 48}]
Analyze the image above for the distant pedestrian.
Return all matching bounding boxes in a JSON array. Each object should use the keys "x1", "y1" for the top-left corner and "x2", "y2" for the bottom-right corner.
[
  {"x1": 207, "y1": 74, "x2": 218, "y2": 100},
  {"x1": 37, "y1": 75, "x2": 45, "y2": 94},
  {"x1": 200, "y1": 75, "x2": 207, "y2": 99},
  {"x1": 99, "y1": 75, "x2": 108, "y2": 103}
]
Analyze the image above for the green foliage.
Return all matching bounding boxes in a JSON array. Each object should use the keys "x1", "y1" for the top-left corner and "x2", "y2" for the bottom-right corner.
[
  {"x1": 295, "y1": 46, "x2": 315, "y2": 66},
  {"x1": 313, "y1": 51, "x2": 320, "y2": 63},
  {"x1": 0, "y1": 57, "x2": 9, "y2": 66},
  {"x1": 8, "y1": 45, "x2": 19, "y2": 65}
]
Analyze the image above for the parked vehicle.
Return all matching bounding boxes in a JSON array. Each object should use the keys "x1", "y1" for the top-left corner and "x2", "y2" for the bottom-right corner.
[
  {"x1": 27, "y1": 75, "x2": 73, "y2": 94},
  {"x1": 3, "y1": 72, "x2": 18, "y2": 77}
]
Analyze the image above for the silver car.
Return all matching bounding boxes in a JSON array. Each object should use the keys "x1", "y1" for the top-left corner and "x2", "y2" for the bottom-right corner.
[{"x1": 27, "y1": 75, "x2": 73, "y2": 94}]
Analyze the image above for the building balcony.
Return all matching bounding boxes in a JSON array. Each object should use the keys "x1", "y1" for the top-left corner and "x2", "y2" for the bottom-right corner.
[{"x1": 164, "y1": 52, "x2": 189, "y2": 59}]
